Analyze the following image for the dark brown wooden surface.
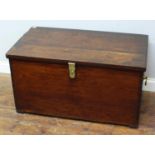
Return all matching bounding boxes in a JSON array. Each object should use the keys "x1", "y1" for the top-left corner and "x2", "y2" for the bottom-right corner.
[
  {"x1": 0, "y1": 73, "x2": 155, "y2": 135},
  {"x1": 10, "y1": 59, "x2": 143, "y2": 127},
  {"x1": 6, "y1": 27, "x2": 148, "y2": 71},
  {"x1": 6, "y1": 27, "x2": 148, "y2": 128}
]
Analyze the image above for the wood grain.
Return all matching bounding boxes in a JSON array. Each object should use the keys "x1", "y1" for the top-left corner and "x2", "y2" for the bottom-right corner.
[
  {"x1": 6, "y1": 27, "x2": 148, "y2": 71},
  {"x1": 0, "y1": 74, "x2": 155, "y2": 135},
  {"x1": 10, "y1": 59, "x2": 143, "y2": 127},
  {"x1": 6, "y1": 45, "x2": 146, "y2": 71},
  {"x1": 6, "y1": 27, "x2": 148, "y2": 128}
]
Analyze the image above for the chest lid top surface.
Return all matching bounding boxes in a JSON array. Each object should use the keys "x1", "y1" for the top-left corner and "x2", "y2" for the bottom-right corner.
[{"x1": 6, "y1": 27, "x2": 148, "y2": 71}]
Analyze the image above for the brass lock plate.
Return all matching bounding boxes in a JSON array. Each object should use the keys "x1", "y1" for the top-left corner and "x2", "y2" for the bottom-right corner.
[{"x1": 68, "y1": 62, "x2": 76, "y2": 79}]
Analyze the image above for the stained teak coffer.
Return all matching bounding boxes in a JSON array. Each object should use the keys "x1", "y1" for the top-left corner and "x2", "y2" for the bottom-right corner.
[{"x1": 6, "y1": 27, "x2": 148, "y2": 128}]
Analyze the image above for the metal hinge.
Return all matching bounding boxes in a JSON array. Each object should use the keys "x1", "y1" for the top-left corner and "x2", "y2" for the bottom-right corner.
[
  {"x1": 68, "y1": 62, "x2": 76, "y2": 79},
  {"x1": 143, "y1": 76, "x2": 148, "y2": 86}
]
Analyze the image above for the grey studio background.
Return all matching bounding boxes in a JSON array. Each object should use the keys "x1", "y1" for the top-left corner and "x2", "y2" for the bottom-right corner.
[{"x1": 0, "y1": 20, "x2": 155, "y2": 91}]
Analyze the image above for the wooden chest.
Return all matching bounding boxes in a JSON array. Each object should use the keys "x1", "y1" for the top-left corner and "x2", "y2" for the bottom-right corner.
[{"x1": 6, "y1": 27, "x2": 148, "y2": 128}]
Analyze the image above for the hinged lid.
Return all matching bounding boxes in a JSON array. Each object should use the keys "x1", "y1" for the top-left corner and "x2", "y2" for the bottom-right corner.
[{"x1": 6, "y1": 27, "x2": 148, "y2": 71}]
